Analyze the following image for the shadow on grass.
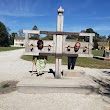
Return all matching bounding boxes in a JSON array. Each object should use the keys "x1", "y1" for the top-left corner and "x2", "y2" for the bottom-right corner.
[{"x1": 93, "y1": 56, "x2": 104, "y2": 60}]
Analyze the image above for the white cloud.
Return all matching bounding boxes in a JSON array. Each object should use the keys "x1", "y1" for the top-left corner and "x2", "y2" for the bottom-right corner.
[
  {"x1": 64, "y1": 25, "x2": 110, "y2": 35},
  {"x1": 93, "y1": 25, "x2": 110, "y2": 31},
  {"x1": 80, "y1": 0, "x2": 92, "y2": 8},
  {"x1": 0, "y1": 0, "x2": 47, "y2": 17},
  {"x1": 66, "y1": 0, "x2": 92, "y2": 13},
  {"x1": 87, "y1": 16, "x2": 110, "y2": 20},
  {"x1": 0, "y1": 9, "x2": 46, "y2": 17},
  {"x1": 64, "y1": 26, "x2": 87, "y2": 32}
]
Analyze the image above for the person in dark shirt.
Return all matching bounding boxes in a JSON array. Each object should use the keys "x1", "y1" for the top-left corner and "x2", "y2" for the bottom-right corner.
[
  {"x1": 68, "y1": 42, "x2": 81, "y2": 70},
  {"x1": 102, "y1": 47, "x2": 106, "y2": 57}
]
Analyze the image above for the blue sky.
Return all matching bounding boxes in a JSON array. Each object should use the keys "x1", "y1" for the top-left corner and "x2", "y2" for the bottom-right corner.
[{"x1": 0, "y1": 0, "x2": 110, "y2": 37}]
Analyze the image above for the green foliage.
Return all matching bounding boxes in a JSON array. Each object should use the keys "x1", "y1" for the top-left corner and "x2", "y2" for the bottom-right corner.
[
  {"x1": 85, "y1": 28, "x2": 99, "y2": 49},
  {"x1": 29, "y1": 36, "x2": 39, "y2": 40},
  {"x1": 21, "y1": 55, "x2": 110, "y2": 69},
  {"x1": 42, "y1": 35, "x2": 53, "y2": 40},
  {"x1": 100, "y1": 35, "x2": 107, "y2": 42},
  {"x1": 107, "y1": 35, "x2": 110, "y2": 40},
  {"x1": 86, "y1": 28, "x2": 94, "y2": 33},
  {"x1": 9, "y1": 32, "x2": 18, "y2": 45},
  {"x1": 107, "y1": 35, "x2": 110, "y2": 50},
  {"x1": 66, "y1": 35, "x2": 72, "y2": 39},
  {"x1": 1, "y1": 83, "x2": 9, "y2": 88},
  {"x1": 21, "y1": 50, "x2": 110, "y2": 69},
  {"x1": 32, "y1": 25, "x2": 38, "y2": 30},
  {"x1": 94, "y1": 41, "x2": 98, "y2": 49},
  {"x1": 30, "y1": 25, "x2": 39, "y2": 40},
  {"x1": 92, "y1": 50, "x2": 103, "y2": 56},
  {"x1": 18, "y1": 30, "x2": 23, "y2": 36},
  {"x1": 85, "y1": 28, "x2": 107, "y2": 42},
  {"x1": 0, "y1": 21, "x2": 9, "y2": 47},
  {"x1": 76, "y1": 57, "x2": 110, "y2": 69},
  {"x1": 66, "y1": 35, "x2": 78, "y2": 40},
  {"x1": 0, "y1": 47, "x2": 24, "y2": 51}
]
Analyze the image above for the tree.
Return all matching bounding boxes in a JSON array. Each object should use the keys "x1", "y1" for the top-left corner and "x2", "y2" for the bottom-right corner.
[
  {"x1": 100, "y1": 35, "x2": 107, "y2": 42},
  {"x1": 86, "y1": 28, "x2": 94, "y2": 33},
  {"x1": 32, "y1": 25, "x2": 38, "y2": 30},
  {"x1": 9, "y1": 32, "x2": 18, "y2": 45},
  {"x1": 66, "y1": 35, "x2": 77, "y2": 39},
  {"x1": 30, "y1": 25, "x2": 39, "y2": 40},
  {"x1": 18, "y1": 29, "x2": 24, "y2": 37},
  {"x1": 94, "y1": 40, "x2": 98, "y2": 49},
  {"x1": 66, "y1": 35, "x2": 72, "y2": 39},
  {"x1": 81, "y1": 30, "x2": 86, "y2": 33},
  {"x1": 42, "y1": 35, "x2": 53, "y2": 40},
  {"x1": 0, "y1": 21, "x2": 9, "y2": 47},
  {"x1": 107, "y1": 35, "x2": 110, "y2": 50},
  {"x1": 86, "y1": 28, "x2": 100, "y2": 49},
  {"x1": 107, "y1": 35, "x2": 110, "y2": 40}
]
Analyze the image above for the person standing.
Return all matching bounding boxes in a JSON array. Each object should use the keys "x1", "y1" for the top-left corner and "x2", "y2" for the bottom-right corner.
[
  {"x1": 68, "y1": 42, "x2": 81, "y2": 70},
  {"x1": 102, "y1": 47, "x2": 106, "y2": 57},
  {"x1": 33, "y1": 40, "x2": 47, "y2": 76}
]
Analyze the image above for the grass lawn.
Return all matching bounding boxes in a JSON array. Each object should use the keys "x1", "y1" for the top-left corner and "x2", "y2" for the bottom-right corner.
[
  {"x1": 21, "y1": 50, "x2": 110, "y2": 69},
  {"x1": 0, "y1": 47, "x2": 24, "y2": 51},
  {"x1": 92, "y1": 50, "x2": 103, "y2": 56}
]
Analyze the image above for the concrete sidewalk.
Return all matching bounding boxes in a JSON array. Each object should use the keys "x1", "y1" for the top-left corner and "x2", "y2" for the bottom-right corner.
[{"x1": 0, "y1": 49, "x2": 110, "y2": 110}]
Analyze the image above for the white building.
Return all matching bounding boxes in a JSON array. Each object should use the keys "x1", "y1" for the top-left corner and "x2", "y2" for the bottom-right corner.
[
  {"x1": 14, "y1": 37, "x2": 54, "y2": 47},
  {"x1": 14, "y1": 37, "x2": 25, "y2": 47}
]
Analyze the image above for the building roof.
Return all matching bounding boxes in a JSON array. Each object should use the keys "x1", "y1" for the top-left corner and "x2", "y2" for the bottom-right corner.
[{"x1": 98, "y1": 41, "x2": 109, "y2": 46}]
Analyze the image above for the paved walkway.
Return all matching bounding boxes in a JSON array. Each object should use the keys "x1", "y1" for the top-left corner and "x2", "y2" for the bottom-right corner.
[{"x1": 0, "y1": 49, "x2": 110, "y2": 110}]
